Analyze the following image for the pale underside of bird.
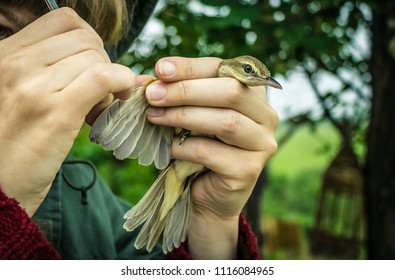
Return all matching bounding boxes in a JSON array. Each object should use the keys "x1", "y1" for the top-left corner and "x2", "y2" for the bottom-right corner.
[{"x1": 89, "y1": 55, "x2": 282, "y2": 254}]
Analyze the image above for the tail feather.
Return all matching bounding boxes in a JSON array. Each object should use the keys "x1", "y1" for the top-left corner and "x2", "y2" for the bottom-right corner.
[
  {"x1": 160, "y1": 161, "x2": 203, "y2": 220},
  {"x1": 162, "y1": 185, "x2": 191, "y2": 254},
  {"x1": 123, "y1": 168, "x2": 169, "y2": 231},
  {"x1": 134, "y1": 192, "x2": 164, "y2": 251},
  {"x1": 178, "y1": 181, "x2": 192, "y2": 244},
  {"x1": 146, "y1": 212, "x2": 167, "y2": 253}
]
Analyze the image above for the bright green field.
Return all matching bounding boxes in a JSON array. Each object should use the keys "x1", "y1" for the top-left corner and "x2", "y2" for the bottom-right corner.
[{"x1": 263, "y1": 122, "x2": 341, "y2": 227}]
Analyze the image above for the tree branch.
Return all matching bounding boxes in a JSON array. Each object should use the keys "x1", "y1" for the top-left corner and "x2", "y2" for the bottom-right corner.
[{"x1": 302, "y1": 65, "x2": 350, "y2": 143}]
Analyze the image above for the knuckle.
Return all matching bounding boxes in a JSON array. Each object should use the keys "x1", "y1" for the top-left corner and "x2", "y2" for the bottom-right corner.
[
  {"x1": 185, "y1": 60, "x2": 193, "y2": 78},
  {"x1": 14, "y1": 82, "x2": 52, "y2": 116},
  {"x1": 55, "y1": 8, "x2": 104, "y2": 47},
  {"x1": 179, "y1": 58, "x2": 193, "y2": 79},
  {"x1": 89, "y1": 63, "x2": 111, "y2": 86},
  {"x1": 242, "y1": 161, "x2": 264, "y2": 182},
  {"x1": 175, "y1": 80, "x2": 189, "y2": 101},
  {"x1": 0, "y1": 54, "x2": 21, "y2": 76},
  {"x1": 268, "y1": 107, "x2": 280, "y2": 128},
  {"x1": 239, "y1": 160, "x2": 263, "y2": 182},
  {"x1": 265, "y1": 138, "x2": 278, "y2": 158},
  {"x1": 236, "y1": 142, "x2": 278, "y2": 183},
  {"x1": 219, "y1": 110, "x2": 241, "y2": 135},
  {"x1": 13, "y1": 81, "x2": 29, "y2": 96},
  {"x1": 72, "y1": 28, "x2": 93, "y2": 42},
  {"x1": 83, "y1": 49, "x2": 105, "y2": 63},
  {"x1": 225, "y1": 79, "x2": 248, "y2": 104},
  {"x1": 56, "y1": 7, "x2": 81, "y2": 28},
  {"x1": 12, "y1": 84, "x2": 29, "y2": 104},
  {"x1": 175, "y1": 106, "x2": 188, "y2": 123},
  {"x1": 73, "y1": 28, "x2": 104, "y2": 48}
]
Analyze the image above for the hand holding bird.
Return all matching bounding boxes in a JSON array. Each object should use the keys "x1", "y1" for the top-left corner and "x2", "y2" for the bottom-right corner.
[{"x1": 90, "y1": 56, "x2": 281, "y2": 256}]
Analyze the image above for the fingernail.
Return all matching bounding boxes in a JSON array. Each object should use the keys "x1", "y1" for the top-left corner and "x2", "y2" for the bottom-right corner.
[
  {"x1": 147, "y1": 107, "x2": 165, "y2": 117},
  {"x1": 158, "y1": 60, "x2": 176, "y2": 76},
  {"x1": 146, "y1": 84, "x2": 167, "y2": 101}
]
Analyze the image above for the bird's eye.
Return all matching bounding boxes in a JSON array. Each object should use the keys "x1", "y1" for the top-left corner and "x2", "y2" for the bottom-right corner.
[{"x1": 244, "y1": 64, "x2": 253, "y2": 74}]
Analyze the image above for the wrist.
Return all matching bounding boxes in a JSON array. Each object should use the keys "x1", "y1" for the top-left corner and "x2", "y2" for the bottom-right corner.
[
  {"x1": 0, "y1": 182, "x2": 51, "y2": 217},
  {"x1": 170, "y1": 212, "x2": 260, "y2": 260},
  {"x1": 186, "y1": 210, "x2": 239, "y2": 259},
  {"x1": 0, "y1": 186, "x2": 61, "y2": 259}
]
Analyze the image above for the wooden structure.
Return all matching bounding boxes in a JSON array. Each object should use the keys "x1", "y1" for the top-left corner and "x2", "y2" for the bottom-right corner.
[{"x1": 311, "y1": 143, "x2": 365, "y2": 259}]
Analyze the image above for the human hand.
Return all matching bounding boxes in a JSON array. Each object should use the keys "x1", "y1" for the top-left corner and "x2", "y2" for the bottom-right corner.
[
  {"x1": 146, "y1": 56, "x2": 279, "y2": 258},
  {"x1": 0, "y1": 8, "x2": 135, "y2": 215}
]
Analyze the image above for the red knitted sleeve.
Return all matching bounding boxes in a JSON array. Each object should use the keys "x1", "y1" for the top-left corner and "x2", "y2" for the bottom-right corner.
[
  {"x1": 0, "y1": 188, "x2": 61, "y2": 260},
  {"x1": 169, "y1": 213, "x2": 260, "y2": 259},
  {"x1": 0, "y1": 187, "x2": 259, "y2": 260}
]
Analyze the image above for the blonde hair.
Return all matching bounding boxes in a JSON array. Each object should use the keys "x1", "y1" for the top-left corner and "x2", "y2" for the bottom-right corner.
[{"x1": 6, "y1": 0, "x2": 130, "y2": 45}]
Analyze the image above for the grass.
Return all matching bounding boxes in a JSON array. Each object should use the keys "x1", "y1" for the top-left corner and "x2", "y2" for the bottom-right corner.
[
  {"x1": 271, "y1": 122, "x2": 341, "y2": 179},
  {"x1": 263, "y1": 121, "x2": 341, "y2": 227},
  {"x1": 261, "y1": 121, "x2": 343, "y2": 259}
]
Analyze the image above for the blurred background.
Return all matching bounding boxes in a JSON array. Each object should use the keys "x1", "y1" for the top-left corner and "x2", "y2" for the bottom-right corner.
[{"x1": 70, "y1": 0, "x2": 395, "y2": 259}]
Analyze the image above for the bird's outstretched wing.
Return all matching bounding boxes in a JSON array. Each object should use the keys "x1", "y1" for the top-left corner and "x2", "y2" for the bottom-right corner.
[{"x1": 89, "y1": 82, "x2": 173, "y2": 170}]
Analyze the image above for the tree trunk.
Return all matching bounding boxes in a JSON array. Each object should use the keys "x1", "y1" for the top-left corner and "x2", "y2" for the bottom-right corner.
[{"x1": 365, "y1": 2, "x2": 395, "y2": 259}]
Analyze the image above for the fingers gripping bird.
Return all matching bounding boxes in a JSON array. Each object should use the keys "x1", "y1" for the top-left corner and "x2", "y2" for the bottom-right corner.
[{"x1": 89, "y1": 55, "x2": 282, "y2": 254}]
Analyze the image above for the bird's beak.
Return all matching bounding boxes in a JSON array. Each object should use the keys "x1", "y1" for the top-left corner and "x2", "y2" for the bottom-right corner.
[{"x1": 265, "y1": 77, "x2": 282, "y2": 89}]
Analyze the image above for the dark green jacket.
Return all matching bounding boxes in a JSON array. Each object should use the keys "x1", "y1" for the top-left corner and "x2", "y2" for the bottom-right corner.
[{"x1": 32, "y1": 158, "x2": 164, "y2": 260}]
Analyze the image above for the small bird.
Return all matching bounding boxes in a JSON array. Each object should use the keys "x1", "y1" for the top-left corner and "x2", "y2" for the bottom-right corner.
[{"x1": 89, "y1": 55, "x2": 282, "y2": 254}]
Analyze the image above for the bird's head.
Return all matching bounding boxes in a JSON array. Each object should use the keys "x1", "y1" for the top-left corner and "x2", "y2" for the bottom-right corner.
[{"x1": 218, "y1": 55, "x2": 282, "y2": 89}]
